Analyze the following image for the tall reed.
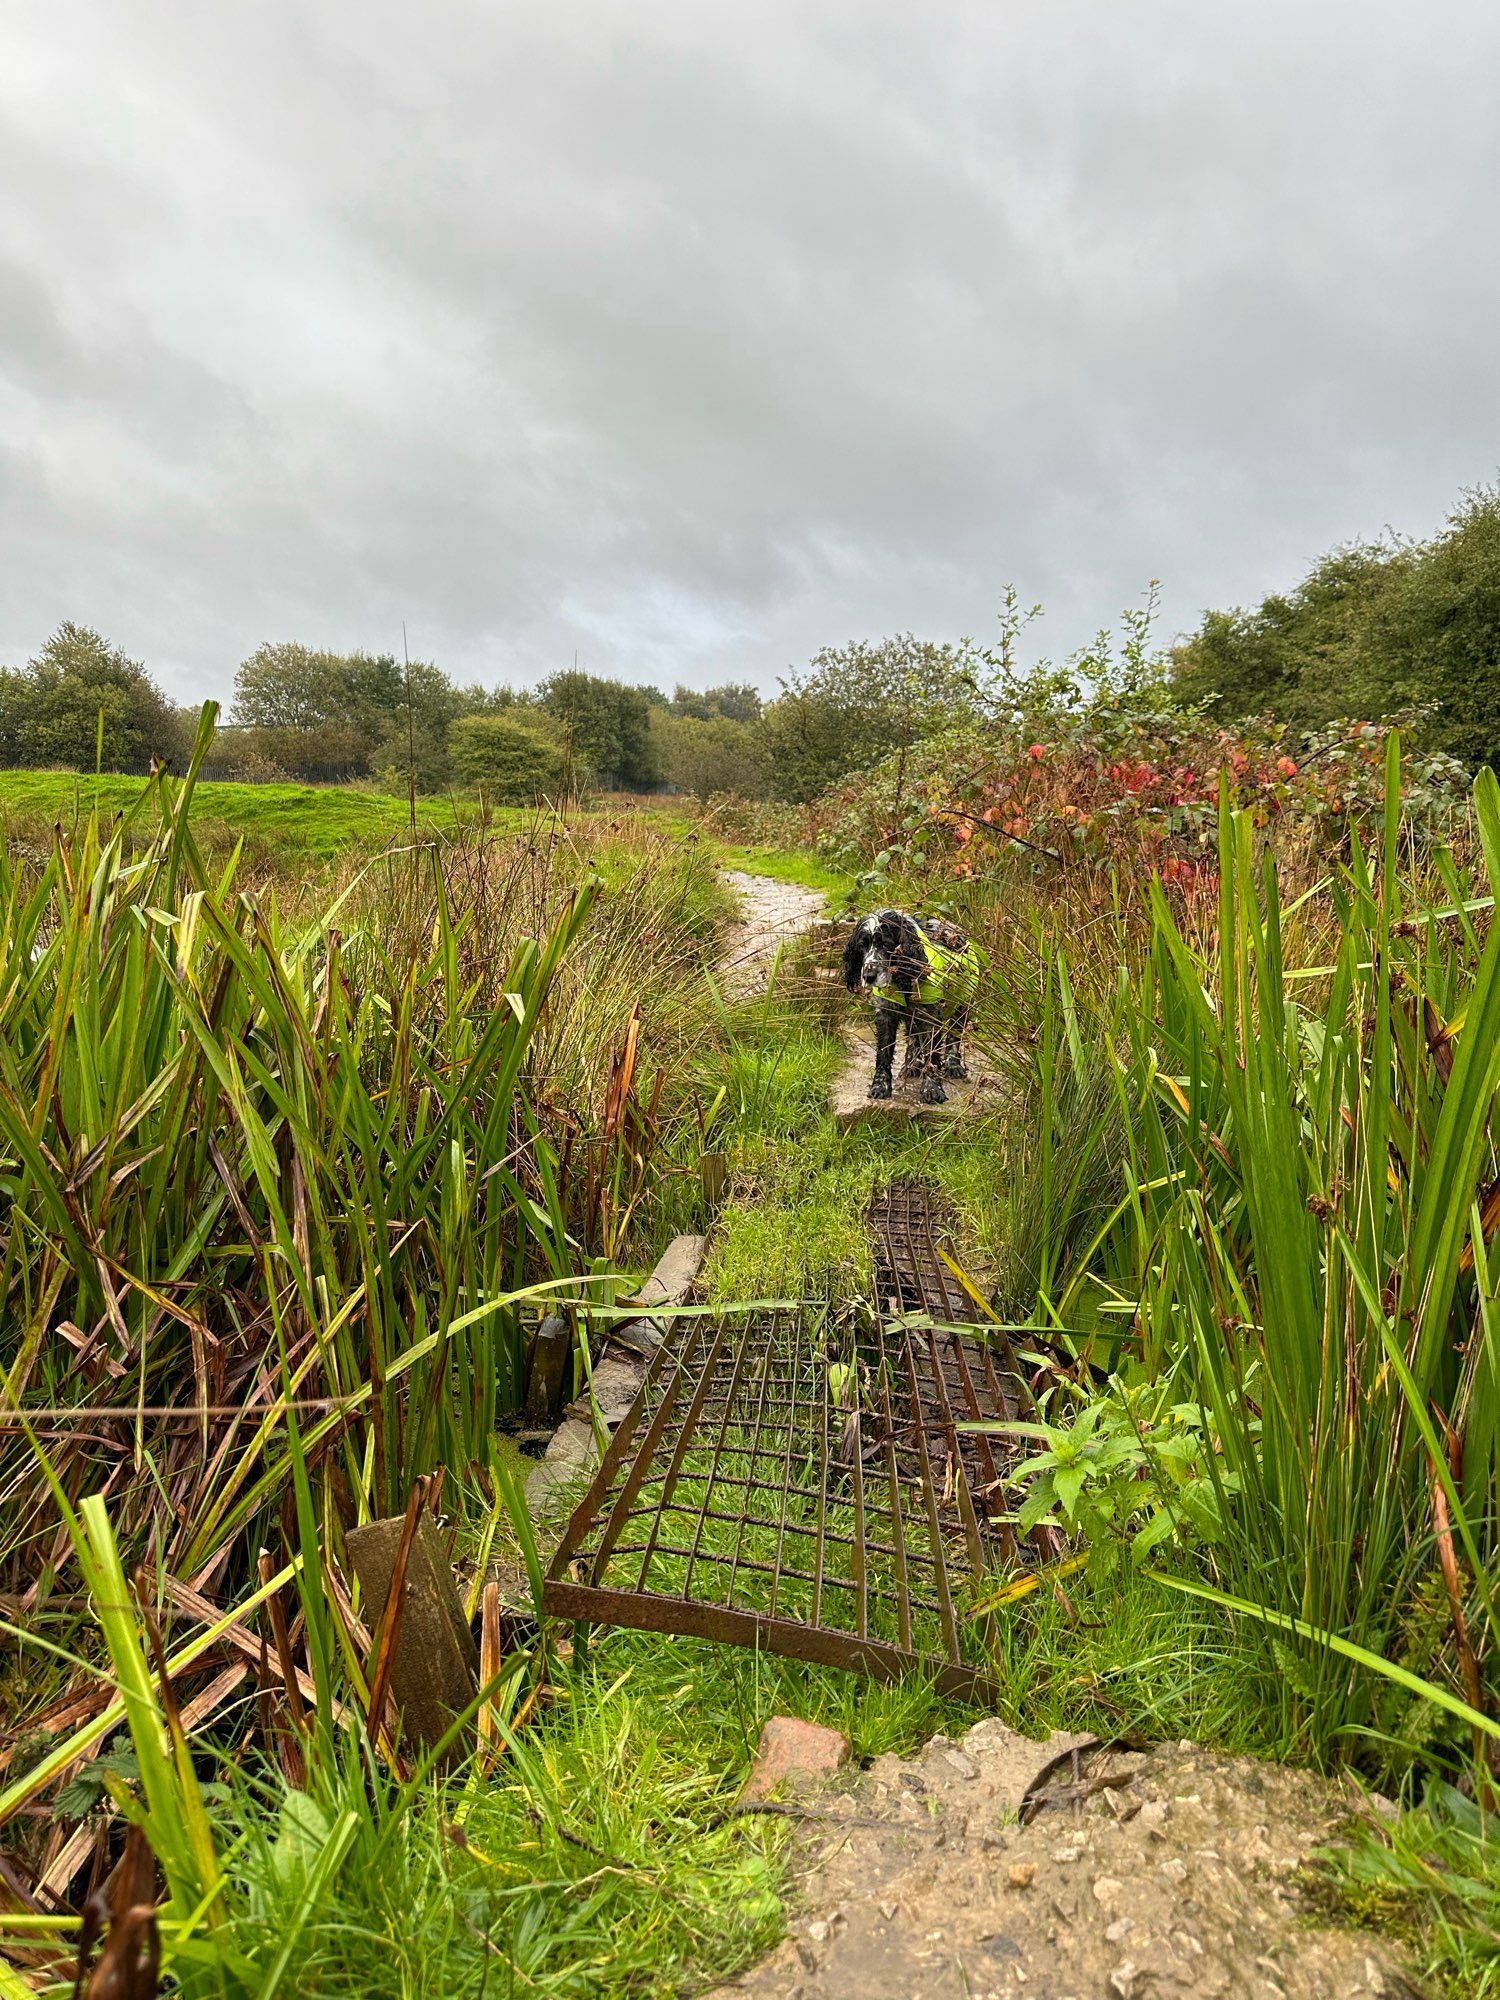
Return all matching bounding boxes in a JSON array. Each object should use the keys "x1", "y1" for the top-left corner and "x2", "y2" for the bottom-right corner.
[
  {"x1": 1112, "y1": 743, "x2": 1500, "y2": 1766},
  {"x1": 0, "y1": 711, "x2": 596, "y2": 1606}
]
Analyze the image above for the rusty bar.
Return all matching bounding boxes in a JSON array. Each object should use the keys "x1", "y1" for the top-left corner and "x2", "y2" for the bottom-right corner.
[
  {"x1": 871, "y1": 1320, "x2": 913, "y2": 1653},
  {"x1": 897, "y1": 1320, "x2": 961, "y2": 1663},
  {"x1": 811, "y1": 1320, "x2": 832, "y2": 1628},
  {"x1": 766, "y1": 1310, "x2": 806, "y2": 1620},
  {"x1": 678, "y1": 1322, "x2": 759, "y2": 1603},
  {"x1": 625, "y1": 1319, "x2": 738, "y2": 1583},
  {"x1": 914, "y1": 1318, "x2": 989, "y2": 1577},
  {"x1": 849, "y1": 1358, "x2": 868, "y2": 1642},
  {"x1": 723, "y1": 1318, "x2": 782, "y2": 1603},
  {"x1": 544, "y1": 1576, "x2": 997, "y2": 1704},
  {"x1": 944, "y1": 1325, "x2": 1009, "y2": 1496},
  {"x1": 557, "y1": 1318, "x2": 702, "y2": 1586}
]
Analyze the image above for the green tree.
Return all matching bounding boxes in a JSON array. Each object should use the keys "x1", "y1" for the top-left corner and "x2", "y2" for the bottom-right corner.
[
  {"x1": 669, "y1": 682, "x2": 763, "y2": 723},
  {"x1": 536, "y1": 670, "x2": 661, "y2": 790},
  {"x1": 653, "y1": 712, "x2": 769, "y2": 797},
  {"x1": 232, "y1": 643, "x2": 462, "y2": 787},
  {"x1": 760, "y1": 636, "x2": 987, "y2": 802},
  {"x1": 1358, "y1": 489, "x2": 1500, "y2": 768},
  {"x1": 449, "y1": 713, "x2": 566, "y2": 801},
  {"x1": 0, "y1": 624, "x2": 182, "y2": 772},
  {"x1": 233, "y1": 642, "x2": 365, "y2": 732},
  {"x1": 1168, "y1": 486, "x2": 1500, "y2": 766},
  {"x1": 1170, "y1": 546, "x2": 1393, "y2": 734}
]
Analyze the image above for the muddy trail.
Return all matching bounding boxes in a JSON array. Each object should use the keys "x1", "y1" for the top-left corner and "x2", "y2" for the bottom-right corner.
[{"x1": 708, "y1": 1725, "x2": 1418, "y2": 2000}]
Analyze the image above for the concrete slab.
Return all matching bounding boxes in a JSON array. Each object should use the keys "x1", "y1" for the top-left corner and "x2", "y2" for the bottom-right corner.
[
  {"x1": 522, "y1": 1234, "x2": 705, "y2": 1514},
  {"x1": 573, "y1": 1354, "x2": 644, "y2": 1425},
  {"x1": 525, "y1": 1415, "x2": 599, "y2": 1516},
  {"x1": 830, "y1": 1027, "x2": 999, "y2": 1126},
  {"x1": 635, "y1": 1233, "x2": 706, "y2": 1309},
  {"x1": 611, "y1": 1231, "x2": 708, "y2": 1354}
]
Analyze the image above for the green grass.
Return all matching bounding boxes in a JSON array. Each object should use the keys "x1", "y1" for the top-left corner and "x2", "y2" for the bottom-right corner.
[
  {"x1": 180, "y1": 1580, "x2": 1267, "y2": 2000},
  {"x1": 0, "y1": 769, "x2": 485, "y2": 860},
  {"x1": 0, "y1": 774, "x2": 858, "y2": 896},
  {"x1": 1329, "y1": 1785, "x2": 1500, "y2": 1999},
  {"x1": 712, "y1": 839, "x2": 855, "y2": 904},
  {"x1": 705, "y1": 1006, "x2": 1004, "y2": 1303}
]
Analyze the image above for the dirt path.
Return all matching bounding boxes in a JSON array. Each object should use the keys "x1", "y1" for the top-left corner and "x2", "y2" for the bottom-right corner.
[
  {"x1": 705, "y1": 873, "x2": 1419, "y2": 1997},
  {"x1": 719, "y1": 868, "x2": 826, "y2": 996},
  {"x1": 709, "y1": 1726, "x2": 1419, "y2": 2000}
]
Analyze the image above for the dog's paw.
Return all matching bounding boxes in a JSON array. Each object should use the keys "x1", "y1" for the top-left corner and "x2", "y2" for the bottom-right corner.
[
  {"x1": 919, "y1": 1076, "x2": 948, "y2": 1105},
  {"x1": 942, "y1": 1055, "x2": 969, "y2": 1081},
  {"x1": 868, "y1": 1074, "x2": 893, "y2": 1100}
]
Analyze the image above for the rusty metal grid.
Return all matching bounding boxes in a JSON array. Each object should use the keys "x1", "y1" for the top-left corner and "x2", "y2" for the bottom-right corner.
[
  {"x1": 542, "y1": 1183, "x2": 1043, "y2": 1699},
  {"x1": 869, "y1": 1177, "x2": 982, "y2": 1323}
]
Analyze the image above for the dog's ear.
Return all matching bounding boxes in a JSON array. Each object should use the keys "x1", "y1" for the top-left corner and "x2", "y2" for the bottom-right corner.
[{"x1": 842, "y1": 920, "x2": 869, "y2": 994}]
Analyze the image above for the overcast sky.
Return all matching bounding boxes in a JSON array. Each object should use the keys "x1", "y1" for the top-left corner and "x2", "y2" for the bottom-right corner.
[{"x1": 2, "y1": 2, "x2": 1498, "y2": 705}]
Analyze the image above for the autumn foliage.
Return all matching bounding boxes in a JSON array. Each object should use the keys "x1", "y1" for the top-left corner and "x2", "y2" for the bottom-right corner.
[{"x1": 816, "y1": 699, "x2": 1469, "y2": 897}]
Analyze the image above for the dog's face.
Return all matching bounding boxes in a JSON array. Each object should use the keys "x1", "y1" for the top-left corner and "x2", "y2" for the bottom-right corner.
[{"x1": 843, "y1": 911, "x2": 922, "y2": 996}]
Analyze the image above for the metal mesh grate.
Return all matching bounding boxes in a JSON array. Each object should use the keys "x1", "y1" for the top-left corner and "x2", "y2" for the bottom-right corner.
[{"x1": 543, "y1": 1183, "x2": 1041, "y2": 1698}]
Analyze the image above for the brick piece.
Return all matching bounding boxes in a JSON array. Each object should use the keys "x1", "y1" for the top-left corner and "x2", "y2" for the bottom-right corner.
[{"x1": 740, "y1": 1715, "x2": 850, "y2": 1802}]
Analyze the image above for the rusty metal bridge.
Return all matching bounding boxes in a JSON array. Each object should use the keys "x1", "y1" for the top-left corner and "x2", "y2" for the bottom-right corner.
[{"x1": 542, "y1": 1181, "x2": 1048, "y2": 1699}]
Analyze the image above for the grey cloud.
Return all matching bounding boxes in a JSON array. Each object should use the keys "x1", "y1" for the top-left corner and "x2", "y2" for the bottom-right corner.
[{"x1": 1, "y1": 0, "x2": 1498, "y2": 703}]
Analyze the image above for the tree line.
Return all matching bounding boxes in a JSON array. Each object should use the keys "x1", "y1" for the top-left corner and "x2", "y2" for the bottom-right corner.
[
  {"x1": 0, "y1": 624, "x2": 990, "y2": 804},
  {"x1": 0, "y1": 629, "x2": 764, "y2": 797},
  {"x1": 1169, "y1": 484, "x2": 1500, "y2": 767},
  {"x1": 8, "y1": 479, "x2": 1500, "y2": 803}
]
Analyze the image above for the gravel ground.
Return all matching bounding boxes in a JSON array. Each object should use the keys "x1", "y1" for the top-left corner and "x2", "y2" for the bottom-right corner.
[
  {"x1": 708, "y1": 1725, "x2": 1422, "y2": 2000},
  {"x1": 719, "y1": 869, "x2": 826, "y2": 996}
]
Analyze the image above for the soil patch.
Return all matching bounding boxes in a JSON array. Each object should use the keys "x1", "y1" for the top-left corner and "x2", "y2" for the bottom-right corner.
[{"x1": 708, "y1": 1725, "x2": 1420, "y2": 2000}]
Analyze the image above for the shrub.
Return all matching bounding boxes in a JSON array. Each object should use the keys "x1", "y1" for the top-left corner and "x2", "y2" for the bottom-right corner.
[
  {"x1": 536, "y1": 670, "x2": 660, "y2": 789},
  {"x1": 1171, "y1": 483, "x2": 1500, "y2": 769},
  {"x1": 655, "y1": 713, "x2": 770, "y2": 798},
  {"x1": 450, "y1": 712, "x2": 567, "y2": 800},
  {"x1": 694, "y1": 793, "x2": 807, "y2": 847},
  {"x1": 817, "y1": 703, "x2": 1469, "y2": 893}
]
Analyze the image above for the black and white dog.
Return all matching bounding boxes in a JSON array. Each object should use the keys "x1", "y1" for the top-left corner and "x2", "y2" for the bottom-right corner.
[{"x1": 842, "y1": 910, "x2": 980, "y2": 1104}]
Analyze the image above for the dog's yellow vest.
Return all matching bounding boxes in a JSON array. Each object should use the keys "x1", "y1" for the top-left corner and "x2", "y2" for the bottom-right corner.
[{"x1": 877, "y1": 933, "x2": 983, "y2": 1009}]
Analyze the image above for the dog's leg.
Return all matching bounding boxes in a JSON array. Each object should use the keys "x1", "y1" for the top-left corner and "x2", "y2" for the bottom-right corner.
[
  {"x1": 913, "y1": 1003, "x2": 947, "y2": 1104},
  {"x1": 869, "y1": 1003, "x2": 898, "y2": 1099},
  {"x1": 942, "y1": 1004, "x2": 971, "y2": 1080}
]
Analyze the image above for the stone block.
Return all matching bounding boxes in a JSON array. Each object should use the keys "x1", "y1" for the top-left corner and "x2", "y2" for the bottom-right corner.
[
  {"x1": 345, "y1": 1507, "x2": 478, "y2": 1758},
  {"x1": 525, "y1": 1313, "x2": 572, "y2": 1426}
]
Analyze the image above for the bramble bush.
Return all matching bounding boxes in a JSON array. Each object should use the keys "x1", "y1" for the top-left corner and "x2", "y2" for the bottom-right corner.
[
  {"x1": 812, "y1": 641, "x2": 1469, "y2": 898},
  {"x1": 693, "y1": 792, "x2": 808, "y2": 848}
]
